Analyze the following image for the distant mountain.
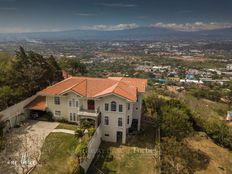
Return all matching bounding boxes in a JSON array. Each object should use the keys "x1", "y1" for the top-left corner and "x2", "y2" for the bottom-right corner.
[{"x1": 1, "y1": 27, "x2": 232, "y2": 41}]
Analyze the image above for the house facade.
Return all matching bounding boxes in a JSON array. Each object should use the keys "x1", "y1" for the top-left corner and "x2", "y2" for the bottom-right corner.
[{"x1": 26, "y1": 76, "x2": 147, "y2": 144}]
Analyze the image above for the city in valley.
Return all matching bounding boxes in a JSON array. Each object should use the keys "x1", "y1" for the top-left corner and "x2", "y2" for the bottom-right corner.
[{"x1": 0, "y1": 0, "x2": 232, "y2": 174}]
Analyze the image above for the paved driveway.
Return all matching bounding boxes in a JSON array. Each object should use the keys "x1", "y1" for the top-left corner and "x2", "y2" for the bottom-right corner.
[{"x1": 0, "y1": 120, "x2": 59, "y2": 174}]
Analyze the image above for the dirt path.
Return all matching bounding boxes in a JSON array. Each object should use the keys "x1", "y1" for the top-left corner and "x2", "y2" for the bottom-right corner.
[{"x1": 0, "y1": 120, "x2": 59, "y2": 174}]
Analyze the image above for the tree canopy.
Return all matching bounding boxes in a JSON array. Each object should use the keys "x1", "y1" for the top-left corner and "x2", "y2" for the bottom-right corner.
[{"x1": 0, "y1": 47, "x2": 63, "y2": 110}]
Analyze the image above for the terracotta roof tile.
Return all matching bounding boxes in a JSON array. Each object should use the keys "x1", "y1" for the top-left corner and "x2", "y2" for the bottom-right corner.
[
  {"x1": 25, "y1": 96, "x2": 46, "y2": 111},
  {"x1": 40, "y1": 76, "x2": 147, "y2": 102}
]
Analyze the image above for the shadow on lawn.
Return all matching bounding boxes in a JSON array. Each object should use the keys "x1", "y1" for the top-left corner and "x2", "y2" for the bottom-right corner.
[{"x1": 87, "y1": 123, "x2": 156, "y2": 174}]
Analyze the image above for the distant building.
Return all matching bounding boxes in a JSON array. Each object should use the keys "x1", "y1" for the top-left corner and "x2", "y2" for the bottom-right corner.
[
  {"x1": 226, "y1": 64, "x2": 232, "y2": 71},
  {"x1": 226, "y1": 111, "x2": 232, "y2": 121}
]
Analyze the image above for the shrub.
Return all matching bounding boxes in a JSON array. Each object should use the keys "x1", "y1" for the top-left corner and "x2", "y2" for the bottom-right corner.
[
  {"x1": 204, "y1": 120, "x2": 232, "y2": 150},
  {"x1": 75, "y1": 141, "x2": 88, "y2": 163},
  {"x1": 80, "y1": 119, "x2": 95, "y2": 129},
  {"x1": 45, "y1": 110, "x2": 54, "y2": 121},
  {"x1": 160, "y1": 100, "x2": 193, "y2": 140},
  {"x1": 88, "y1": 128, "x2": 96, "y2": 137},
  {"x1": 161, "y1": 107, "x2": 193, "y2": 140},
  {"x1": 75, "y1": 128, "x2": 84, "y2": 139}
]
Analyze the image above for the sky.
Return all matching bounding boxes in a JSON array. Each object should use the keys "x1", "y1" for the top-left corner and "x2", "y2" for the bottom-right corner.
[{"x1": 0, "y1": 0, "x2": 232, "y2": 33}]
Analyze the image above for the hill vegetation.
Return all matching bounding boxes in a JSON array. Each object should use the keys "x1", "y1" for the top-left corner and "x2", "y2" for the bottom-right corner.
[{"x1": 0, "y1": 47, "x2": 63, "y2": 111}]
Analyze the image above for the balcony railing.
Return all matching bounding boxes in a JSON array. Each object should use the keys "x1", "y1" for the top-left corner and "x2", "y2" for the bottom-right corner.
[{"x1": 78, "y1": 106, "x2": 100, "y2": 117}]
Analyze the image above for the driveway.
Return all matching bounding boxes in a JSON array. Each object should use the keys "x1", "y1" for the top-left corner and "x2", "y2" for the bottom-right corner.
[{"x1": 0, "y1": 120, "x2": 59, "y2": 174}]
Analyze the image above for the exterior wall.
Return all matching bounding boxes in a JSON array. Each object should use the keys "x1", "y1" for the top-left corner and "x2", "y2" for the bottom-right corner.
[
  {"x1": 0, "y1": 95, "x2": 37, "y2": 131},
  {"x1": 46, "y1": 95, "x2": 68, "y2": 120},
  {"x1": 96, "y1": 95, "x2": 131, "y2": 144},
  {"x1": 46, "y1": 92, "x2": 144, "y2": 144},
  {"x1": 132, "y1": 93, "x2": 143, "y2": 130},
  {"x1": 81, "y1": 124, "x2": 102, "y2": 173}
]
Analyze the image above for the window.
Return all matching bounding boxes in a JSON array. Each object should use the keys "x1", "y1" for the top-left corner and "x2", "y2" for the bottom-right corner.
[
  {"x1": 54, "y1": 97, "x2": 60, "y2": 105},
  {"x1": 76, "y1": 101, "x2": 78, "y2": 107},
  {"x1": 104, "y1": 116, "x2": 109, "y2": 125},
  {"x1": 55, "y1": 110, "x2": 61, "y2": 116},
  {"x1": 69, "y1": 99, "x2": 78, "y2": 107},
  {"x1": 127, "y1": 116, "x2": 130, "y2": 124},
  {"x1": 127, "y1": 103, "x2": 130, "y2": 110},
  {"x1": 118, "y1": 118, "x2": 123, "y2": 127},
  {"x1": 70, "y1": 113, "x2": 73, "y2": 121},
  {"x1": 111, "y1": 101, "x2": 117, "y2": 111},
  {"x1": 119, "y1": 104, "x2": 123, "y2": 112},
  {"x1": 105, "y1": 103, "x2": 109, "y2": 111},
  {"x1": 73, "y1": 113, "x2": 76, "y2": 121},
  {"x1": 72, "y1": 99, "x2": 75, "y2": 107}
]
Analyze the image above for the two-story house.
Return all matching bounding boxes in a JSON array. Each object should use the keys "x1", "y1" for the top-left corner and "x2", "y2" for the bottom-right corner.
[{"x1": 25, "y1": 76, "x2": 147, "y2": 144}]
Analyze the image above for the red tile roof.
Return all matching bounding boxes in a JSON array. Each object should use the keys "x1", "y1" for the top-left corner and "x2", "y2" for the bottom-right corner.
[
  {"x1": 25, "y1": 96, "x2": 46, "y2": 111},
  {"x1": 40, "y1": 77, "x2": 147, "y2": 102}
]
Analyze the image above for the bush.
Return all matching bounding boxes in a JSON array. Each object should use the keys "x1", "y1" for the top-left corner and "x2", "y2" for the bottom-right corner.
[
  {"x1": 45, "y1": 110, "x2": 54, "y2": 121},
  {"x1": 88, "y1": 128, "x2": 96, "y2": 137},
  {"x1": 160, "y1": 100, "x2": 193, "y2": 140},
  {"x1": 80, "y1": 119, "x2": 95, "y2": 129},
  {"x1": 75, "y1": 128, "x2": 84, "y2": 139},
  {"x1": 204, "y1": 120, "x2": 232, "y2": 149},
  {"x1": 75, "y1": 141, "x2": 88, "y2": 163}
]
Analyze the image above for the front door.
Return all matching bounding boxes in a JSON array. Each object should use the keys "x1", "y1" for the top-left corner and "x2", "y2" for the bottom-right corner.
[
  {"x1": 88, "y1": 100, "x2": 95, "y2": 110},
  {"x1": 117, "y1": 131, "x2": 123, "y2": 144}
]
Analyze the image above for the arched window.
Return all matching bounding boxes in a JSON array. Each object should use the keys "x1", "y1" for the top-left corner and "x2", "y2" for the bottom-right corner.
[{"x1": 111, "y1": 101, "x2": 117, "y2": 111}]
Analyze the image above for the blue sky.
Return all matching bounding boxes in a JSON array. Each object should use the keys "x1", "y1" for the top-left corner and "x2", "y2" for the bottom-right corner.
[{"x1": 0, "y1": 0, "x2": 232, "y2": 33}]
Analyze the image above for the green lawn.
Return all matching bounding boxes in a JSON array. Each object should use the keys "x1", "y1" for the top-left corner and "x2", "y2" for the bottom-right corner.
[
  {"x1": 32, "y1": 132, "x2": 80, "y2": 174},
  {"x1": 55, "y1": 123, "x2": 79, "y2": 131},
  {"x1": 88, "y1": 124, "x2": 156, "y2": 174}
]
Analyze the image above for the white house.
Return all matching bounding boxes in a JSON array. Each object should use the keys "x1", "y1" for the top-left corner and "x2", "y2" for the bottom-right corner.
[{"x1": 25, "y1": 76, "x2": 147, "y2": 144}]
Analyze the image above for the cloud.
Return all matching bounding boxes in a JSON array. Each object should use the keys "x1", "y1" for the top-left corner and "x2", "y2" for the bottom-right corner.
[
  {"x1": 0, "y1": 27, "x2": 32, "y2": 33},
  {"x1": 152, "y1": 22, "x2": 232, "y2": 31},
  {"x1": 98, "y1": 3, "x2": 136, "y2": 8},
  {"x1": 75, "y1": 13, "x2": 96, "y2": 17},
  {"x1": 0, "y1": 27, "x2": 63, "y2": 33},
  {"x1": 81, "y1": 23, "x2": 140, "y2": 31}
]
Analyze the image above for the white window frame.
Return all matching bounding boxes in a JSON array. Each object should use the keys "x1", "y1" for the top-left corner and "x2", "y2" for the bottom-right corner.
[
  {"x1": 54, "y1": 96, "x2": 60, "y2": 105},
  {"x1": 119, "y1": 104, "x2": 123, "y2": 112},
  {"x1": 104, "y1": 116, "x2": 109, "y2": 125},
  {"x1": 118, "y1": 117, "x2": 123, "y2": 127},
  {"x1": 54, "y1": 110, "x2": 61, "y2": 117}
]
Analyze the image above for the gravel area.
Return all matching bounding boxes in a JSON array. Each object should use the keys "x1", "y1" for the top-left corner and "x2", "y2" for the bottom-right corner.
[{"x1": 0, "y1": 120, "x2": 59, "y2": 174}]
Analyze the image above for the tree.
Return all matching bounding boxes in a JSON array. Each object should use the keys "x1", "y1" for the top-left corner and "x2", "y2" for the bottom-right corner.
[
  {"x1": 161, "y1": 137, "x2": 209, "y2": 174},
  {"x1": 160, "y1": 100, "x2": 193, "y2": 140},
  {"x1": 59, "y1": 57, "x2": 87, "y2": 76},
  {"x1": 0, "y1": 47, "x2": 63, "y2": 110},
  {"x1": 144, "y1": 93, "x2": 163, "y2": 116},
  {"x1": 161, "y1": 107, "x2": 193, "y2": 140}
]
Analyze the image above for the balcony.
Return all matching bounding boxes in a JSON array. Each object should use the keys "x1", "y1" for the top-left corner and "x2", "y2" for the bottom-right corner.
[{"x1": 78, "y1": 106, "x2": 100, "y2": 118}]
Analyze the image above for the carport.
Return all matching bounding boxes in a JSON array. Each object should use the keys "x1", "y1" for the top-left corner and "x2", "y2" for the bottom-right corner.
[{"x1": 24, "y1": 96, "x2": 47, "y2": 119}]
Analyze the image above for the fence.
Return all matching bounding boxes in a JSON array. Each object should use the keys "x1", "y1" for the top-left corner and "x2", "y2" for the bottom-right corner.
[{"x1": 81, "y1": 124, "x2": 102, "y2": 173}]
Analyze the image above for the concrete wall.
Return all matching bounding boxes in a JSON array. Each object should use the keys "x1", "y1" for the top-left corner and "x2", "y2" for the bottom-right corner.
[
  {"x1": 81, "y1": 125, "x2": 102, "y2": 173},
  {"x1": 0, "y1": 95, "x2": 37, "y2": 129}
]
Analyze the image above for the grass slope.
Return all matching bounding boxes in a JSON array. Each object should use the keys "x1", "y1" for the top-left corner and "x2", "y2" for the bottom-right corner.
[{"x1": 32, "y1": 132, "x2": 79, "y2": 174}]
